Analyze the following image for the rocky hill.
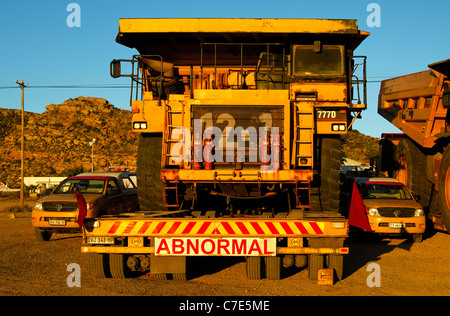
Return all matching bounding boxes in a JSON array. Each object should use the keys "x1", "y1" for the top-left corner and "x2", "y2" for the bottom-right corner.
[
  {"x1": 341, "y1": 129, "x2": 380, "y2": 165},
  {"x1": 0, "y1": 96, "x2": 138, "y2": 188},
  {"x1": 0, "y1": 96, "x2": 380, "y2": 188}
]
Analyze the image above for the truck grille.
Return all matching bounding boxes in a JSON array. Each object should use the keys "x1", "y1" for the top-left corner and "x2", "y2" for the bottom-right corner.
[
  {"x1": 43, "y1": 202, "x2": 78, "y2": 212},
  {"x1": 378, "y1": 207, "x2": 415, "y2": 218},
  {"x1": 191, "y1": 105, "x2": 284, "y2": 163}
]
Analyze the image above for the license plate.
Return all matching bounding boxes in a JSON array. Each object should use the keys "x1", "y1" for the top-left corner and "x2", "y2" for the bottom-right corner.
[
  {"x1": 154, "y1": 237, "x2": 276, "y2": 256},
  {"x1": 87, "y1": 237, "x2": 115, "y2": 244},
  {"x1": 49, "y1": 219, "x2": 66, "y2": 226},
  {"x1": 389, "y1": 223, "x2": 403, "y2": 229}
]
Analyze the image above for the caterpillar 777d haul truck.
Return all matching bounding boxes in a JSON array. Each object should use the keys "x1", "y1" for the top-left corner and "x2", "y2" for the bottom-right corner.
[
  {"x1": 377, "y1": 59, "x2": 450, "y2": 233},
  {"x1": 82, "y1": 18, "x2": 369, "y2": 281}
]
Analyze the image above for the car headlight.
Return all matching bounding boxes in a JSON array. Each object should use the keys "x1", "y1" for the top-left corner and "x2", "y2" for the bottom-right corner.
[
  {"x1": 34, "y1": 202, "x2": 43, "y2": 210},
  {"x1": 367, "y1": 208, "x2": 380, "y2": 216},
  {"x1": 414, "y1": 208, "x2": 424, "y2": 217}
]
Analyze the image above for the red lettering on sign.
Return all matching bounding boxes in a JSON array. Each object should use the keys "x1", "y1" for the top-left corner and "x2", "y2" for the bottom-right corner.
[
  {"x1": 232, "y1": 239, "x2": 246, "y2": 254},
  {"x1": 201, "y1": 239, "x2": 215, "y2": 254},
  {"x1": 186, "y1": 238, "x2": 199, "y2": 254},
  {"x1": 217, "y1": 239, "x2": 230, "y2": 255},
  {"x1": 172, "y1": 239, "x2": 184, "y2": 254},
  {"x1": 156, "y1": 238, "x2": 170, "y2": 254},
  {"x1": 248, "y1": 239, "x2": 262, "y2": 255}
]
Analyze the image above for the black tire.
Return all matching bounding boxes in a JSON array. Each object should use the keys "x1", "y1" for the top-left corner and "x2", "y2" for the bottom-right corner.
[
  {"x1": 35, "y1": 228, "x2": 52, "y2": 241},
  {"x1": 246, "y1": 257, "x2": 262, "y2": 280},
  {"x1": 137, "y1": 133, "x2": 167, "y2": 212},
  {"x1": 413, "y1": 234, "x2": 423, "y2": 243},
  {"x1": 378, "y1": 138, "x2": 395, "y2": 176},
  {"x1": 152, "y1": 273, "x2": 168, "y2": 280},
  {"x1": 90, "y1": 253, "x2": 111, "y2": 278},
  {"x1": 437, "y1": 145, "x2": 450, "y2": 233},
  {"x1": 173, "y1": 273, "x2": 187, "y2": 281},
  {"x1": 310, "y1": 137, "x2": 341, "y2": 213},
  {"x1": 308, "y1": 254, "x2": 324, "y2": 280},
  {"x1": 394, "y1": 138, "x2": 432, "y2": 207},
  {"x1": 265, "y1": 256, "x2": 281, "y2": 280},
  {"x1": 109, "y1": 254, "x2": 128, "y2": 278}
]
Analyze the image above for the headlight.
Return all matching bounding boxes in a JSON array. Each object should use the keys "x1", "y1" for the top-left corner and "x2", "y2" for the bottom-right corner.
[
  {"x1": 34, "y1": 202, "x2": 43, "y2": 210},
  {"x1": 414, "y1": 208, "x2": 424, "y2": 217},
  {"x1": 86, "y1": 202, "x2": 94, "y2": 210},
  {"x1": 367, "y1": 208, "x2": 380, "y2": 216}
]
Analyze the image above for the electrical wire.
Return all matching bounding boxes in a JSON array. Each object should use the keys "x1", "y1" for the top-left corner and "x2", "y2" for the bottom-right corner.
[{"x1": 0, "y1": 84, "x2": 129, "y2": 89}]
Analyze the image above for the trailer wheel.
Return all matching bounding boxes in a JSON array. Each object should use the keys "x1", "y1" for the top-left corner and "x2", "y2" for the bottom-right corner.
[
  {"x1": 89, "y1": 253, "x2": 111, "y2": 278},
  {"x1": 137, "y1": 133, "x2": 167, "y2": 212},
  {"x1": 308, "y1": 254, "x2": 324, "y2": 280},
  {"x1": 173, "y1": 273, "x2": 187, "y2": 281},
  {"x1": 438, "y1": 145, "x2": 450, "y2": 233},
  {"x1": 327, "y1": 254, "x2": 343, "y2": 281},
  {"x1": 109, "y1": 254, "x2": 128, "y2": 278},
  {"x1": 394, "y1": 138, "x2": 432, "y2": 207},
  {"x1": 152, "y1": 273, "x2": 168, "y2": 280},
  {"x1": 35, "y1": 228, "x2": 52, "y2": 241},
  {"x1": 265, "y1": 256, "x2": 281, "y2": 280},
  {"x1": 246, "y1": 257, "x2": 262, "y2": 280},
  {"x1": 310, "y1": 137, "x2": 341, "y2": 213}
]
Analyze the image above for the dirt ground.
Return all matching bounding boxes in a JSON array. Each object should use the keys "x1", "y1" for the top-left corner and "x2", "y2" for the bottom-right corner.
[{"x1": 1, "y1": 198, "x2": 449, "y2": 298}]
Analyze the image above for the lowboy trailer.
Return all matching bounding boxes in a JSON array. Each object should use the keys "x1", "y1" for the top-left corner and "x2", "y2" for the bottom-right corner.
[{"x1": 82, "y1": 18, "x2": 370, "y2": 282}]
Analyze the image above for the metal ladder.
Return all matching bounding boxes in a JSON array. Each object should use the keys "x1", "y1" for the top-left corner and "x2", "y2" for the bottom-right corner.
[
  {"x1": 162, "y1": 102, "x2": 185, "y2": 208},
  {"x1": 294, "y1": 102, "x2": 314, "y2": 168}
]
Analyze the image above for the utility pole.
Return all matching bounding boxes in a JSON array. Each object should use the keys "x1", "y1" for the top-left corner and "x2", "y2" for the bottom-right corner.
[
  {"x1": 15, "y1": 79, "x2": 28, "y2": 208},
  {"x1": 89, "y1": 138, "x2": 96, "y2": 172}
]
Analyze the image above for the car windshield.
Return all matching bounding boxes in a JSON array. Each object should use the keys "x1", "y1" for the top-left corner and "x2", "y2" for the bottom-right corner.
[
  {"x1": 54, "y1": 178, "x2": 105, "y2": 194},
  {"x1": 360, "y1": 183, "x2": 413, "y2": 200}
]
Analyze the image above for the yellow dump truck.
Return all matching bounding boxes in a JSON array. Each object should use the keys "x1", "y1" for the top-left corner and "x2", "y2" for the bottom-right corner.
[
  {"x1": 82, "y1": 18, "x2": 369, "y2": 281},
  {"x1": 377, "y1": 59, "x2": 450, "y2": 233}
]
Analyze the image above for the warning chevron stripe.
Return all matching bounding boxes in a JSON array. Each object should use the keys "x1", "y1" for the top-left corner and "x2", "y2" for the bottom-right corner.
[{"x1": 105, "y1": 220, "x2": 325, "y2": 236}]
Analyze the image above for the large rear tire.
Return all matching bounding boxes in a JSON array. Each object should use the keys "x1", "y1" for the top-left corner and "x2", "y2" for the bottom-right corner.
[
  {"x1": 90, "y1": 253, "x2": 111, "y2": 278},
  {"x1": 109, "y1": 254, "x2": 128, "y2": 278},
  {"x1": 394, "y1": 137, "x2": 432, "y2": 208},
  {"x1": 137, "y1": 133, "x2": 167, "y2": 212},
  {"x1": 438, "y1": 145, "x2": 450, "y2": 233},
  {"x1": 265, "y1": 256, "x2": 281, "y2": 280},
  {"x1": 246, "y1": 257, "x2": 262, "y2": 280},
  {"x1": 310, "y1": 137, "x2": 341, "y2": 213}
]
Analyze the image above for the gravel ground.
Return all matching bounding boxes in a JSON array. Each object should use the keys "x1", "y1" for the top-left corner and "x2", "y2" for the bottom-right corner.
[{"x1": 1, "y1": 198, "x2": 449, "y2": 299}]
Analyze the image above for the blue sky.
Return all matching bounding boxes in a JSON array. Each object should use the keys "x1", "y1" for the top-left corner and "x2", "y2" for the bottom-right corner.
[{"x1": 1, "y1": 0, "x2": 449, "y2": 138}]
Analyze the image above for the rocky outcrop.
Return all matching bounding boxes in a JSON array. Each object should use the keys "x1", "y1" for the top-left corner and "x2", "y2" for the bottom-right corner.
[{"x1": 0, "y1": 96, "x2": 137, "y2": 188}]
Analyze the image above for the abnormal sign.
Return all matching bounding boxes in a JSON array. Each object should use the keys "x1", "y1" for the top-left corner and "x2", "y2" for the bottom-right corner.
[{"x1": 155, "y1": 237, "x2": 277, "y2": 256}]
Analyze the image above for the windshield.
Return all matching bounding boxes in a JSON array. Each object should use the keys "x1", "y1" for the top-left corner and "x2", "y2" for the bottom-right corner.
[
  {"x1": 293, "y1": 45, "x2": 344, "y2": 76},
  {"x1": 360, "y1": 183, "x2": 413, "y2": 200},
  {"x1": 54, "y1": 178, "x2": 105, "y2": 194}
]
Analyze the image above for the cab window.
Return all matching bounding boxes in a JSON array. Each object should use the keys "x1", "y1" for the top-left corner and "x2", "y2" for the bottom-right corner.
[
  {"x1": 106, "y1": 179, "x2": 120, "y2": 196},
  {"x1": 293, "y1": 45, "x2": 344, "y2": 76}
]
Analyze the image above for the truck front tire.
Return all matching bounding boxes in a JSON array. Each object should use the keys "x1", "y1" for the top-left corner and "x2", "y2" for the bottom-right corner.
[{"x1": 137, "y1": 133, "x2": 167, "y2": 213}]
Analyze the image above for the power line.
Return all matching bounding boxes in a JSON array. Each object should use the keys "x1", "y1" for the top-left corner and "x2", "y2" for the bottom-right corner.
[
  {"x1": 0, "y1": 81, "x2": 385, "y2": 90},
  {"x1": 0, "y1": 84, "x2": 129, "y2": 89}
]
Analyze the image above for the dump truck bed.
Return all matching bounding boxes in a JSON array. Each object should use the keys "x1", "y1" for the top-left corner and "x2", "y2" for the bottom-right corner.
[{"x1": 378, "y1": 60, "x2": 450, "y2": 148}]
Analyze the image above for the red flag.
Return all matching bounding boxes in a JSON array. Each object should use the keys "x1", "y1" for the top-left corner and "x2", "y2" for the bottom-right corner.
[
  {"x1": 75, "y1": 189, "x2": 87, "y2": 231},
  {"x1": 348, "y1": 181, "x2": 373, "y2": 232}
]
